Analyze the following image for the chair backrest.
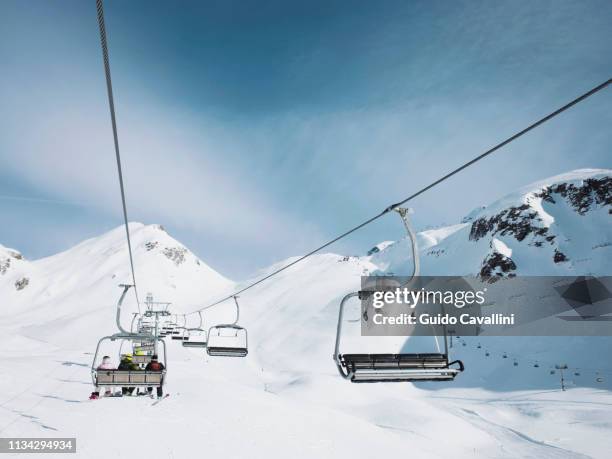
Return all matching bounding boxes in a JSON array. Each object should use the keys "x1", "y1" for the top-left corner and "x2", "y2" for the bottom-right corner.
[
  {"x1": 132, "y1": 355, "x2": 152, "y2": 364},
  {"x1": 94, "y1": 370, "x2": 164, "y2": 386}
]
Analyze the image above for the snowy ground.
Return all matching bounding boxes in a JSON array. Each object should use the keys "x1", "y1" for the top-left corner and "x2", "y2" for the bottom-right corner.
[{"x1": 0, "y1": 334, "x2": 610, "y2": 459}]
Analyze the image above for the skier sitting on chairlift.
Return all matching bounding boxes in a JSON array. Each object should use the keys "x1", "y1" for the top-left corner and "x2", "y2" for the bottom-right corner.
[
  {"x1": 145, "y1": 354, "x2": 165, "y2": 399},
  {"x1": 118, "y1": 354, "x2": 139, "y2": 395},
  {"x1": 91, "y1": 355, "x2": 116, "y2": 399}
]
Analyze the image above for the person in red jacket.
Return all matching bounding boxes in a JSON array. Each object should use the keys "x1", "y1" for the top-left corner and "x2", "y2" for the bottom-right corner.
[{"x1": 145, "y1": 354, "x2": 165, "y2": 398}]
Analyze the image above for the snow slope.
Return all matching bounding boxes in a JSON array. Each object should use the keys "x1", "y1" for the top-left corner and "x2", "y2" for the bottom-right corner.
[{"x1": 0, "y1": 169, "x2": 611, "y2": 458}]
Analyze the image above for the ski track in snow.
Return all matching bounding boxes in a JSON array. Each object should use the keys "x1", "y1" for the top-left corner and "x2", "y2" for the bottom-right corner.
[{"x1": 455, "y1": 408, "x2": 591, "y2": 459}]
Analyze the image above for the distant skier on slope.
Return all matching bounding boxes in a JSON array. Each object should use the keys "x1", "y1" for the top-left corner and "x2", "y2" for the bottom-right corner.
[{"x1": 145, "y1": 354, "x2": 165, "y2": 399}]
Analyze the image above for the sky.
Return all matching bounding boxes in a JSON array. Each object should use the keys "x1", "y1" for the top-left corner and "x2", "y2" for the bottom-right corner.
[{"x1": 0, "y1": 0, "x2": 611, "y2": 279}]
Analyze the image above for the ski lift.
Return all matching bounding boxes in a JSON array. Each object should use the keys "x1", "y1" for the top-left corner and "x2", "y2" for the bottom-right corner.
[
  {"x1": 182, "y1": 313, "x2": 208, "y2": 348},
  {"x1": 182, "y1": 329, "x2": 208, "y2": 347},
  {"x1": 143, "y1": 293, "x2": 171, "y2": 317},
  {"x1": 91, "y1": 286, "x2": 168, "y2": 389},
  {"x1": 171, "y1": 329, "x2": 185, "y2": 340},
  {"x1": 333, "y1": 208, "x2": 464, "y2": 383},
  {"x1": 171, "y1": 323, "x2": 189, "y2": 340},
  {"x1": 91, "y1": 333, "x2": 167, "y2": 389},
  {"x1": 206, "y1": 296, "x2": 248, "y2": 357}
]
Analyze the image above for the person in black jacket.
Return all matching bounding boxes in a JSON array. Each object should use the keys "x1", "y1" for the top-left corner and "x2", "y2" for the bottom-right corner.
[
  {"x1": 145, "y1": 354, "x2": 165, "y2": 398},
  {"x1": 118, "y1": 354, "x2": 139, "y2": 395}
]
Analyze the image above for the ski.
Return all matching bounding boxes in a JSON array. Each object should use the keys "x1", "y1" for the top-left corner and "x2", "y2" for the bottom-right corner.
[{"x1": 151, "y1": 394, "x2": 170, "y2": 406}]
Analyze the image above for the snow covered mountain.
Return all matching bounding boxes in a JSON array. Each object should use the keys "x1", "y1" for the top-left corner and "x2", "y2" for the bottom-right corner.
[
  {"x1": 0, "y1": 169, "x2": 610, "y2": 458},
  {"x1": 371, "y1": 168, "x2": 611, "y2": 278},
  {"x1": 0, "y1": 223, "x2": 234, "y2": 346}
]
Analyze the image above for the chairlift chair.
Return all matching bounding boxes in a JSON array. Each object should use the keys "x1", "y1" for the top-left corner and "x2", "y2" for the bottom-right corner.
[
  {"x1": 206, "y1": 296, "x2": 248, "y2": 357},
  {"x1": 182, "y1": 329, "x2": 208, "y2": 348},
  {"x1": 91, "y1": 333, "x2": 167, "y2": 389},
  {"x1": 333, "y1": 208, "x2": 464, "y2": 383},
  {"x1": 182, "y1": 313, "x2": 208, "y2": 348},
  {"x1": 171, "y1": 327, "x2": 188, "y2": 340}
]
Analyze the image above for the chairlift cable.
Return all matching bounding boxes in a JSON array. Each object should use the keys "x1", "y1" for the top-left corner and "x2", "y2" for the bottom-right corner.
[
  {"x1": 96, "y1": 0, "x2": 141, "y2": 311},
  {"x1": 187, "y1": 78, "x2": 611, "y2": 315}
]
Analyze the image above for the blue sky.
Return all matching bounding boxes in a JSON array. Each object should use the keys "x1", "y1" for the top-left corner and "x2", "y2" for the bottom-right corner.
[{"x1": 0, "y1": 0, "x2": 610, "y2": 279}]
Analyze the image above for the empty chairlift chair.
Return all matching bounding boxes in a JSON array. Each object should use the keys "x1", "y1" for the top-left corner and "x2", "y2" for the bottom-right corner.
[
  {"x1": 333, "y1": 207, "x2": 464, "y2": 383},
  {"x1": 182, "y1": 312, "x2": 208, "y2": 348},
  {"x1": 182, "y1": 329, "x2": 208, "y2": 347},
  {"x1": 169, "y1": 314, "x2": 185, "y2": 338},
  {"x1": 171, "y1": 326, "x2": 189, "y2": 341},
  {"x1": 334, "y1": 292, "x2": 464, "y2": 382},
  {"x1": 206, "y1": 296, "x2": 248, "y2": 357}
]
